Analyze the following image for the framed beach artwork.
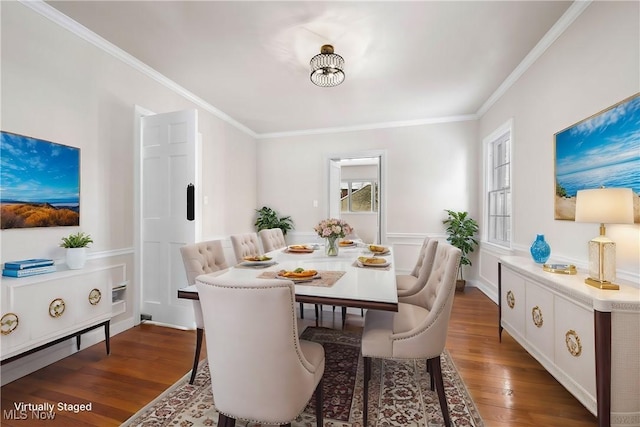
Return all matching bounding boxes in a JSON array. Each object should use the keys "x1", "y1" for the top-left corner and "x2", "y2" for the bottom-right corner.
[
  {"x1": 0, "y1": 131, "x2": 81, "y2": 229},
  {"x1": 554, "y1": 93, "x2": 640, "y2": 223}
]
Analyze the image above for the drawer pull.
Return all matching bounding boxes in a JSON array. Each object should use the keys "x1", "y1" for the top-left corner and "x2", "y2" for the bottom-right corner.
[
  {"x1": 89, "y1": 289, "x2": 102, "y2": 305},
  {"x1": 506, "y1": 290, "x2": 515, "y2": 309},
  {"x1": 1, "y1": 313, "x2": 19, "y2": 335},
  {"x1": 49, "y1": 298, "x2": 66, "y2": 318},
  {"x1": 531, "y1": 306, "x2": 543, "y2": 328},
  {"x1": 565, "y1": 330, "x2": 582, "y2": 357}
]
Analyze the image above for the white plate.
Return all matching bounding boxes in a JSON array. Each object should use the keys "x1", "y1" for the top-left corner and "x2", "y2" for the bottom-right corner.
[
  {"x1": 286, "y1": 245, "x2": 314, "y2": 253},
  {"x1": 363, "y1": 250, "x2": 391, "y2": 256},
  {"x1": 357, "y1": 259, "x2": 390, "y2": 268},
  {"x1": 339, "y1": 242, "x2": 357, "y2": 248},
  {"x1": 275, "y1": 273, "x2": 320, "y2": 282},
  {"x1": 241, "y1": 260, "x2": 276, "y2": 267}
]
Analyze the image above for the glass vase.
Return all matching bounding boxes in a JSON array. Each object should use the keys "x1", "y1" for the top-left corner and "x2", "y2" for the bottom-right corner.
[
  {"x1": 325, "y1": 237, "x2": 339, "y2": 257},
  {"x1": 530, "y1": 234, "x2": 551, "y2": 264}
]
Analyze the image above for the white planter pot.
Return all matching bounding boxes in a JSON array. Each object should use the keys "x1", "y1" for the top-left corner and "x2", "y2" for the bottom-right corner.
[{"x1": 66, "y1": 248, "x2": 87, "y2": 270}]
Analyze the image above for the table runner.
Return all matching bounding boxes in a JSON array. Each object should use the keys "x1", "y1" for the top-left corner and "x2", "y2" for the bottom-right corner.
[{"x1": 257, "y1": 270, "x2": 346, "y2": 287}]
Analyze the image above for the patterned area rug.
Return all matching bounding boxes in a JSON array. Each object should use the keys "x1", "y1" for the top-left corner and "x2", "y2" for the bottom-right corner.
[{"x1": 122, "y1": 327, "x2": 483, "y2": 427}]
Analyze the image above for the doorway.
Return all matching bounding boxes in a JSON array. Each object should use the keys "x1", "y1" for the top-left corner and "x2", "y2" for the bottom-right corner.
[{"x1": 327, "y1": 151, "x2": 386, "y2": 244}]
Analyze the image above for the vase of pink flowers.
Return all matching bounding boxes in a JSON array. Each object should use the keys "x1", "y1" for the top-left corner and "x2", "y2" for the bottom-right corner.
[{"x1": 314, "y1": 218, "x2": 353, "y2": 256}]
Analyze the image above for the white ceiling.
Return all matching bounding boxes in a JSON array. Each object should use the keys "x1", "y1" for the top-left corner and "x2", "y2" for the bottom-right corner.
[{"x1": 46, "y1": 1, "x2": 573, "y2": 136}]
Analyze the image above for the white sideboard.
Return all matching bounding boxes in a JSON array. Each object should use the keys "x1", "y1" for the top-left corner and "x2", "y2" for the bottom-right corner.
[
  {"x1": 0, "y1": 264, "x2": 126, "y2": 364},
  {"x1": 498, "y1": 256, "x2": 640, "y2": 427}
]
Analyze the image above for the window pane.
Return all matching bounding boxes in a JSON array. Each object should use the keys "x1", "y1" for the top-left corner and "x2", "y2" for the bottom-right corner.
[{"x1": 351, "y1": 181, "x2": 372, "y2": 212}]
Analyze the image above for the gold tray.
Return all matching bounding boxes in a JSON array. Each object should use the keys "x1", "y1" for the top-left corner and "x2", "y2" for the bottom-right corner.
[{"x1": 543, "y1": 263, "x2": 577, "y2": 275}]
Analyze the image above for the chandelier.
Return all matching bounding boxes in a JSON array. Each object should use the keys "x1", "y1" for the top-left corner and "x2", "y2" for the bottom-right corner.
[{"x1": 310, "y1": 44, "x2": 345, "y2": 87}]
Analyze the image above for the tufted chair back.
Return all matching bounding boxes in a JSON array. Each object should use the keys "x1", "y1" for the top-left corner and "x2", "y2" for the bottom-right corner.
[
  {"x1": 397, "y1": 238, "x2": 438, "y2": 302},
  {"x1": 230, "y1": 233, "x2": 262, "y2": 264},
  {"x1": 179, "y1": 240, "x2": 229, "y2": 329},
  {"x1": 196, "y1": 276, "x2": 325, "y2": 426},
  {"x1": 258, "y1": 228, "x2": 287, "y2": 252},
  {"x1": 180, "y1": 240, "x2": 229, "y2": 285}
]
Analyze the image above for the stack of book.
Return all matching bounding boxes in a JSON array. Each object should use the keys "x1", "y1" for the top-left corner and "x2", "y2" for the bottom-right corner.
[{"x1": 2, "y1": 258, "x2": 56, "y2": 278}]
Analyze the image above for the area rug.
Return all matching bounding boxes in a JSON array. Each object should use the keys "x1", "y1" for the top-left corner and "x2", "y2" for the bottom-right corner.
[{"x1": 122, "y1": 327, "x2": 483, "y2": 427}]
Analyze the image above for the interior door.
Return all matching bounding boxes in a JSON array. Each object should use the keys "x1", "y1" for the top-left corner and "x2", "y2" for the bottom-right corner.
[{"x1": 140, "y1": 109, "x2": 199, "y2": 328}]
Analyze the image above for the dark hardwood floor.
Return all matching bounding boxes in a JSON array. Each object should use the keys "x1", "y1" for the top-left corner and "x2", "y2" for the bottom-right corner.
[{"x1": 1, "y1": 288, "x2": 597, "y2": 426}]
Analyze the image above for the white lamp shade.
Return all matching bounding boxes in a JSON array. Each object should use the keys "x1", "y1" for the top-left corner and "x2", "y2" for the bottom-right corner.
[{"x1": 575, "y1": 188, "x2": 634, "y2": 224}]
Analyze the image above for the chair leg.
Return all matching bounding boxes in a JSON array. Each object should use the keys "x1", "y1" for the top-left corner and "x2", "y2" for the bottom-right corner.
[
  {"x1": 189, "y1": 327, "x2": 204, "y2": 384},
  {"x1": 426, "y1": 358, "x2": 434, "y2": 391},
  {"x1": 429, "y1": 355, "x2": 451, "y2": 427},
  {"x1": 218, "y1": 413, "x2": 236, "y2": 427},
  {"x1": 363, "y1": 357, "x2": 371, "y2": 427},
  {"x1": 315, "y1": 378, "x2": 323, "y2": 427},
  {"x1": 300, "y1": 302, "x2": 305, "y2": 319}
]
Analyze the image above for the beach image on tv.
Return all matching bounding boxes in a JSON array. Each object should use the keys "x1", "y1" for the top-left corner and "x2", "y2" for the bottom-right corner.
[
  {"x1": 554, "y1": 94, "x2": 640, "y2": 223},
  {"x1": 1, "y1": 131, "x2": 80, "y2": 229}
]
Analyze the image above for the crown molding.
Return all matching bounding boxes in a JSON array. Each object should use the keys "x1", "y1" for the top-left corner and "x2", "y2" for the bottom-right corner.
[
  {"x1": 19, "y1": 0, "x2": 590, "y2": 139},
  {"x1": 476, "y1": 0, "x2": 592, "y2": 117},
  {"x1": 256, "y1": 114, "x2": 479, "y2": 139},
  {"x1": 19, "y1": 0, "x2": 258, "y2": 139}
]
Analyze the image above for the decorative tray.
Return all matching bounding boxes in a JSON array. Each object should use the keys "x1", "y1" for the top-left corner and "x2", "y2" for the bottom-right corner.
[{"x1": 542, "y1": 263, "x2": 577, "y2": 275}]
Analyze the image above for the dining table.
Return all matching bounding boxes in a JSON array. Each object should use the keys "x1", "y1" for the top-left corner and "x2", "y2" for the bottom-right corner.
[{"x1": 177, "y1": 242, "x2": 399, "y2": 313}]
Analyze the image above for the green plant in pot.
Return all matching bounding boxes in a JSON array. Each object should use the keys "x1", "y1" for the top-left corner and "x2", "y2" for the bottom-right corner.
[
  {"x1": 442, "y1": 210, "x2": 479, "y2": 291},
  {"x1": 254, "y1": 206, "x2": 294, "y2": 236},
  {"x1": 60, "y1": 231, "x2": 93, "y2": 270}
]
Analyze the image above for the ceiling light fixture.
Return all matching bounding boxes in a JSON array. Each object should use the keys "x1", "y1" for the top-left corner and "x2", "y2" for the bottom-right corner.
[{"x1": 310, "y1": 44, "x2": 345, "y2": 87}]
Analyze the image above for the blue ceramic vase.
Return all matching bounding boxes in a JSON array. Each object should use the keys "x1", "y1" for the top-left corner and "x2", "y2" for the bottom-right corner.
[{"x1": 530, "y1": 234, "x2": 550, "y2": 264}]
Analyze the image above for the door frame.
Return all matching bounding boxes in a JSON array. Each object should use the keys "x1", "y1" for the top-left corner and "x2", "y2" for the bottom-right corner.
[{"x1": 325, "y1": 150, "x2": 387, "y2": 244}]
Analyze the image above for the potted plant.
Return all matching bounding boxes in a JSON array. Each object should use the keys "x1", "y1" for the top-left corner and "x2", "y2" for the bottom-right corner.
[
  {"x1": 254, "y1": 206, "x2": 294, "y2": 236},
  {"x1": 442, "y1": 210, "x2": 479, "y2": 291},
  {"x1": 60, "y1": 231, "x2": 93, "y2": 270}
]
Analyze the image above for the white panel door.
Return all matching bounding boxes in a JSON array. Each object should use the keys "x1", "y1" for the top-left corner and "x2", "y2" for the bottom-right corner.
[{"x1": 141, "y1": 109, "x2": 198, "y2": 328}]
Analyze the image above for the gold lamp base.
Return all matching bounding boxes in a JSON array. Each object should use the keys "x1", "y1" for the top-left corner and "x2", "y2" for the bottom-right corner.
[{"x1": 584, "y1": 277, "x2": 620, "y2": 291}]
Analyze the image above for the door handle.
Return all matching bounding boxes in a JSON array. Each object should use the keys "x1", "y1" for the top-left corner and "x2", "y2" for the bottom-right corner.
[{"x1": 187, "y1": 183, "x2": 195, "y2": 221}]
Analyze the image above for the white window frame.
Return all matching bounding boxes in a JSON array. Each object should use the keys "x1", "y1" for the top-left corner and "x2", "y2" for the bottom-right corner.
[
  {"x1": 483, "y1": 119, "x2": 513, "y2": 248},
  {"x1": 340, "y1": 179, "x2": 378, "y2": 213}
]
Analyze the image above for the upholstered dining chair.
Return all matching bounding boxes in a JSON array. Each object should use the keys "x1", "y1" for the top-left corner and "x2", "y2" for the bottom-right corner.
[
  {"x1": 230, "y1": 232, "x2": 262, "y2": 264},
  {"x1": 360, "y1": 243, "x2": 461, "y2": 427},
  {"x1": 396, "y1": 237, "x2": 438, "y2": 303},
  {"x1": 258, "y1": 227, "x2": 321, "y2": 321},
  {"x1": 258, "y1": 227, "x2": 287, "y2": 252},
  {"x1": 179, "y1": 240, "x2": 229, "y2": 384},
  {"x1": 195, "y1": 276, "x2": 325, "y2": 427}
]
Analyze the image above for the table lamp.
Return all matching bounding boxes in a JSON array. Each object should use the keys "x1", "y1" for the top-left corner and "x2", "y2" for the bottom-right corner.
[{"x1": 574, "y1": 187, "x2": 634, "y2": 290}]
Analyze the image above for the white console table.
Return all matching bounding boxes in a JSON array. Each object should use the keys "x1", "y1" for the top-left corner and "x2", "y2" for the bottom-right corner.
[
  {"x1": 1, "y1": 264, "x2": 126, "y2": 365},
  {"x1": 498, "y1": 257, "x2": 640, "y2": 427}
]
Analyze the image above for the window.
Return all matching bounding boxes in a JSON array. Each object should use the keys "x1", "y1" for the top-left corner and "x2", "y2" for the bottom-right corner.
[
  {"x1": 340, "y1": 180, "x2": 378, "y2": 212},
  {"x1": 485, "y1": 122, "x2": 512, "y2": 247}
]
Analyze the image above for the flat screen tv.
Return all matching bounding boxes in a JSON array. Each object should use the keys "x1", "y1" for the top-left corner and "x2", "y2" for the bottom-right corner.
[{"x1": 1, "y1": 131, "x2": 80, "y2": 229}]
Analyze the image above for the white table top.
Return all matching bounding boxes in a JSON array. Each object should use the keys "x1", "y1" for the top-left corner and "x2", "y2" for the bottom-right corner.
[{"x1": 179, "y1": 243, "x2": 398, "y2": 312}]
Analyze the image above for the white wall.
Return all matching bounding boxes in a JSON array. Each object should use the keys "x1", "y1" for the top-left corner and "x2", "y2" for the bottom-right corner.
[
  {"x1": 257, "y1": 121, "x2": 479, "y2": 272},
  {"x1": 477, "y1": 1, "x2": 640, "y2": 299},
  {"x1": 0, "y1": 2, "x2": 257, "y2": 329}
]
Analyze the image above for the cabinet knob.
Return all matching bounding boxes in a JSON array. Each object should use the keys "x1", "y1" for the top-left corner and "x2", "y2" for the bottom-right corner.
[
  {"x1": 531, "y1": 306, "x2": 544, "y2": 328},
  {"x1": 565, "y1": 330, "x2": 582, "y2": 357},
  {"x1": 1, "y1": 313, "x2": 19, "y2": 335},
  {"x1": 506, "y1": 290, "x2": 515, "y2": 309},
  {"x1": 88, "y1": 289, "x2": 102, "y2": 305},
  {"x1": 49, "y1": 298, "x2": 66, "y2": 318}
]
